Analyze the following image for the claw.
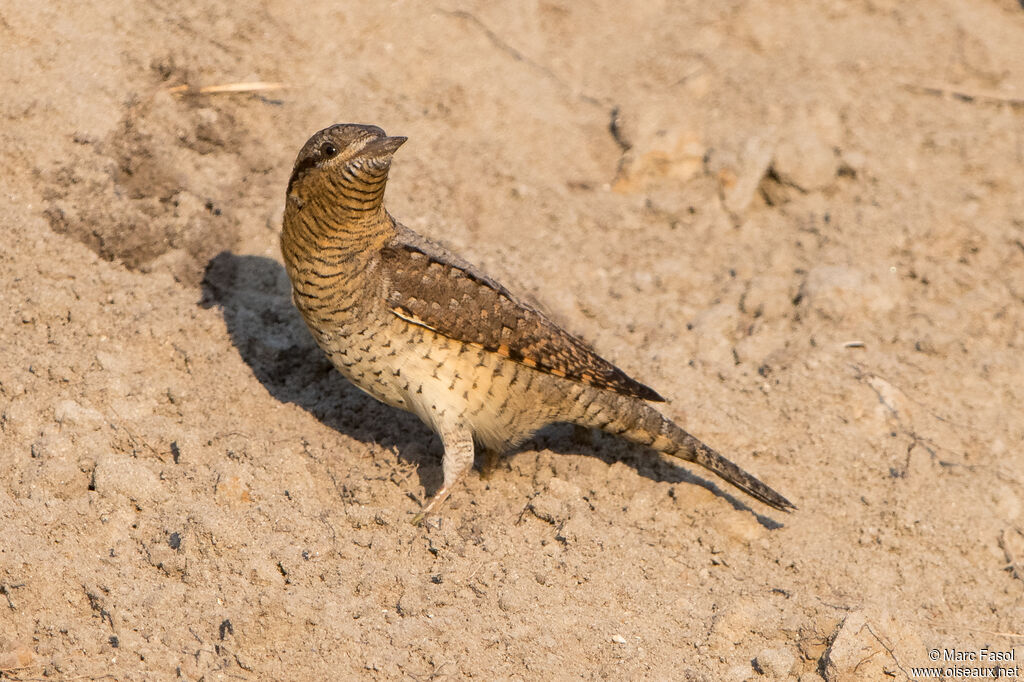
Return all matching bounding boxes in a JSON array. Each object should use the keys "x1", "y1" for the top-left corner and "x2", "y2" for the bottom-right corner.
[{"x1": 410, "y1": 485, "x2": 452, "y2": 526}]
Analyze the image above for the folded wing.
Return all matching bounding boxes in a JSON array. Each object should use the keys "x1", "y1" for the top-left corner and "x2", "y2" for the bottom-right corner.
[{"x1": 380, "y1": 228, "x2": 665, "y2": 402}]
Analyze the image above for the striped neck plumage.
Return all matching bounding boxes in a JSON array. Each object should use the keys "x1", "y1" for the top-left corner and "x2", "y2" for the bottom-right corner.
[
  {"x1": 327, "y1": 155, "x2": 391, "y2": 215},
  {"x1": 286, "y1": 157, "x2": 395, "y2": 246}
]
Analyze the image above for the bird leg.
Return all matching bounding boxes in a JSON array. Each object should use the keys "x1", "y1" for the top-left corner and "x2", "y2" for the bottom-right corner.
[{"x1": 411, "y1": 423, "x2": 475, "y2": 524}]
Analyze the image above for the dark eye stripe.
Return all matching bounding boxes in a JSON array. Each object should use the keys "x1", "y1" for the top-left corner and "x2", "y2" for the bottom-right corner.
[{"x1": 287, "y1": 141, "x2": 341, "y2": 194}]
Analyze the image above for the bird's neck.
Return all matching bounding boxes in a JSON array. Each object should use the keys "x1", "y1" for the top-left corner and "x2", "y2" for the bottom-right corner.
[
  {"x1": 283, "y1": 167, "x2": 397, "y2": 260},
  {"x1": 283, "y1": 202, "x2": 395, "y2": 268}
]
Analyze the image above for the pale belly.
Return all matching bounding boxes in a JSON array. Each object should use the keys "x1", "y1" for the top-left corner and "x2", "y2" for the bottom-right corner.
[{"x1": 302, "y1": 310, "x2": 574, "y2": 451}]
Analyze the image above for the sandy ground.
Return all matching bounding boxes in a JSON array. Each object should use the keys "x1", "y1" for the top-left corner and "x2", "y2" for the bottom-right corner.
[{"x1": 2, "y1": 1, "x2": 1023, "y2": 679}]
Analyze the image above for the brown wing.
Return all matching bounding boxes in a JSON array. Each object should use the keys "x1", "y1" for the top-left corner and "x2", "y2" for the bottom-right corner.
[{"x1": 379, "y1": 234, "x2": 665, "y2": 402}]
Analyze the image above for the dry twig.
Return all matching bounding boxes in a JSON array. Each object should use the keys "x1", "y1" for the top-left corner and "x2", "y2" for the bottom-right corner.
[
  {"x1": 900, "y1": 80, "x2": 1024, "y2": 108},
  {"x1": 166, "y1": 81, "x2": 286, "y2": 96}
]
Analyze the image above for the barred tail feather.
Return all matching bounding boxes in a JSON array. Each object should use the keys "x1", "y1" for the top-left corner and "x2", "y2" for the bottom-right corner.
[
  {"x1": 670, "y1": 430, "x2": 797, "y2": 512},
  {"x1": 580, "y1": 394, "x2": 796, "y2": 512}
]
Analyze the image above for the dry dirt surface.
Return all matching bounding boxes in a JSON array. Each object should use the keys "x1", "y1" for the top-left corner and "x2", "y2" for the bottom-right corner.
[{"x1": 2, "y1": 1, "x2": 1023, "y2": 680}]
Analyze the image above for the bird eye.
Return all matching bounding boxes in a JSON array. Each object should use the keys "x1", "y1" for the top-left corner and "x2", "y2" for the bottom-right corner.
[{"x1": 320, "y1": 142, "x2": 338, "y2": 159}]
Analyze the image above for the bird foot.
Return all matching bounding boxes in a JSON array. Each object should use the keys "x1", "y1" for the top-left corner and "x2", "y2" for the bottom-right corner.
[{"x1": 410, "y1": 485, "x2": 452, "y2": 525}]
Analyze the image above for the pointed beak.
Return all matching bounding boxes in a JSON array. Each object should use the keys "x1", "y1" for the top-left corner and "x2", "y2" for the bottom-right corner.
[{"x1": 364, "y1": 135, "x2": 407, "y2": 158}]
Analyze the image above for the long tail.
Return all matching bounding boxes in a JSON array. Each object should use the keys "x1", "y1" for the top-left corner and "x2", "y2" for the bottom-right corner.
[{"x1": 575, "y1": 393, "x2": 796, "y2": 512}]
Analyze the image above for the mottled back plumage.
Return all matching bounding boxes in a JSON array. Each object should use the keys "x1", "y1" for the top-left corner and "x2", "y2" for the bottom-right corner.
[{"x1": 381, "y1": 238, "x2": 665, "y2": 402}]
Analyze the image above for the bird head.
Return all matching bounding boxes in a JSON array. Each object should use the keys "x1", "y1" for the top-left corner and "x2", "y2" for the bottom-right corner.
[{"x1": 286, "y1": 123, "x2": 407, "y2": 208}]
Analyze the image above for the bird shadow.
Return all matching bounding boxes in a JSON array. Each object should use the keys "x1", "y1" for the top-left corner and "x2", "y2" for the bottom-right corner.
[
  {"x1": 525, "y1": 425, "x2": 784, "y2": 529},
  {"x1": 200, "y1": 251, "x2": 785, "y2": 529},
  {"x1": 199, "y1": 251, "x2": 436, "y2": 471}
]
